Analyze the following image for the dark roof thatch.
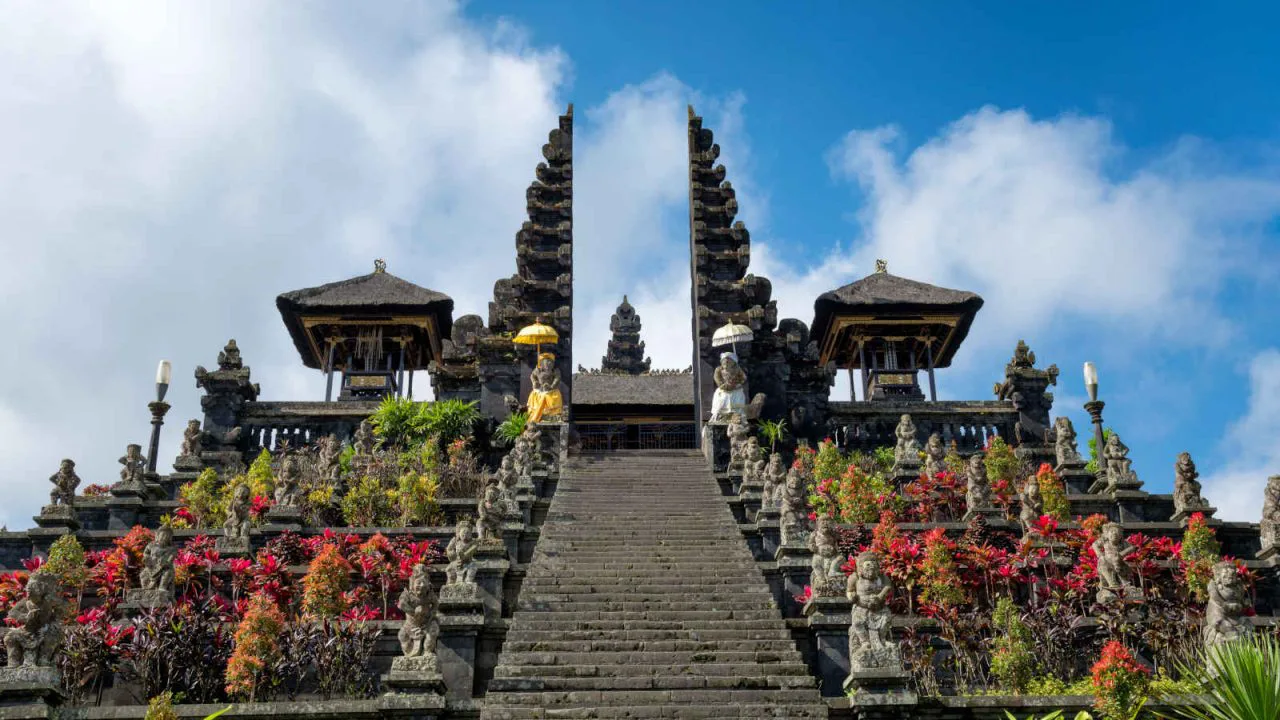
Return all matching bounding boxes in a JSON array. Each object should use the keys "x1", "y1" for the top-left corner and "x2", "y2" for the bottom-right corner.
[
  {"x1": 572, "y1": 372, "x2": 694, "y2": 406},
  {"x1": 811, "y1": 270, "x2": 983, "y2": 367},
  {"x1": 276, "y1": 271, "x2": 455, "y2": 368}
]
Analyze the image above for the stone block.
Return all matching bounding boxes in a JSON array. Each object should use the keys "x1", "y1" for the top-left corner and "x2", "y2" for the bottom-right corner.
[
  {"x1": 804, "y1": 596, "x2": 852, "y2": 697},
  {"x1": 0, "y1": 665, "x2": 63, "y2": 709},
  {"x1": 264, "y1": 504, "x2": 303, "y2": 531},
  {"x1": 216, "y1": 535, "x2": 252, "y2": 557},
  {"x1": 33, "y1": 505, "x2": 79, "y2": 531},
  {"x1": 124, "y1": 587, "x2": 174, "y2": 610},
  {"x1": 844, "y1": 667, "x2": 913, "y2": 695}
]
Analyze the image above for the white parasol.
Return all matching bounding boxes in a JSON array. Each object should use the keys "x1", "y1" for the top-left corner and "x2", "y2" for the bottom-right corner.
[{"x1": 711, "y1": 322, "x2": 754, "y2": 358}]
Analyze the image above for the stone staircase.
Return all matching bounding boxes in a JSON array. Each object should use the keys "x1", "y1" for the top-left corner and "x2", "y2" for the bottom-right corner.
[{"x1": 481, "y1": 450, "x2": 825, "y2": 719}]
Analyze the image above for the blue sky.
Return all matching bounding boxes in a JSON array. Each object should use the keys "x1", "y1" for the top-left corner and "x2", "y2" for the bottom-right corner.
[{"x1": 0, "y1": 1, "x2": 1278, "y2": 527}]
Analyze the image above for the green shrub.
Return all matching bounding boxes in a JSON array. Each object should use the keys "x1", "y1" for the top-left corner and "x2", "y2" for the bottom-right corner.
[
  {"x1": 495, "y1": 411, "x2": 528, "y2": 446},
  {"x1": 991, "y1": 597, "x2": 1037, "y2": 693},
  {"x1": 179, "y1": 468, "x2": 224, "y2": 528}
]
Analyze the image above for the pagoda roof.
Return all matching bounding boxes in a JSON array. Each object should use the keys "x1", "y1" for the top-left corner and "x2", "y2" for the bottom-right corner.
[
  {"x1": 276, "y1": 269, "x2": 454, "y2": 369},
  {"x1": 572, "y1": 372, "x2": 694, "y2": 406},
  {"x1": 811, "y1": 268, "x2": 983, "y2": 368}
]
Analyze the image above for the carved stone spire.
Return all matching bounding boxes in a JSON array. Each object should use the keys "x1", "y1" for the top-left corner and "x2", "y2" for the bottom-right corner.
[{"x1": 601, "y1": 295, "x2": 651, "y2": 375}]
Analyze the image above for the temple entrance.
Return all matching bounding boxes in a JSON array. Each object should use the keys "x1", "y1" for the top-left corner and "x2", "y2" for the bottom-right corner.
[{"x1": 576, "y1": 420, "x2": 697, "y2": 451}]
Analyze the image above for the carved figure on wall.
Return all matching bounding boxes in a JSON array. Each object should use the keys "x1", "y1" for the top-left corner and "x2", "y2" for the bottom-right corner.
[
  {"x1": 846, "y1": 551, "x2": 901, "y2": 673},
  {"x1": 808, "y1": 515, "x2": 844, "y2": 597},
  {"x1": 780, "y1": 467, "x2": 809, "y2": 546},
  {"x1": 476, "y1": 481, "x2": 505, "y2": 545},
  {"x1": 395, "y1": 563, "x2": 440, "y2": 670},
  {"x1": 445, "y1": 519, "x2": 479, "y2": 588},
  {"x1": 1261, "y1": 476, "x2": 1280, "y2": 556},
  {"x1": 4, "y1": 570, "x2": 63, "y2": 668},
  {"x1": 526, "y1": 352, "x2": 564, "y2": 423},
  {"x1": 1093, "y1": 522, "x2": 1138, "y2": 604},
  {"x1": 140, "y1": 525, "x2": 177, "y2": 594},
  {"x1": 180, "y1": 420, "x2": 203, "y2": 458},
  {"x1": 892, "y1": 415, "x2": 920, "y2": 470},
  {"x1": 273, "y1": 454, "x2": 303, "y2": 507},
  {"x1": 965, "y1": 453, "x2": 993, "y2": 513},
  {"x1": 761, "y1": 453, "x2": 787, "y2": 510},
  {"x1": 711, "y1": 352, "x2": 748, "y2": 420},
  {"x1": 1019, "y1": 474, "x2": 1044, "y2": 533},
  {"x1": 496, "y1": 455, "x2": 522, "y2": 520},
  {"x1": 1203, "y1": 561, "x2": 1250, "y2": 649},
  {"x1": 224, "y1": 484, "x2": 252, "y2": 540},
  {"x1": 48, "y1": 459, "x2": 79, "y2": 507},
  {"x1": 1173, "y1": 452, "x2": 1210, "y2": 517},
  {"x1": 1102, "y1": 433, "x2": 1140, "y2": 490},
  {"x1": 117, "y1": 443, "x2": 147, "y2": 491},
  {"x1": 1053, "y1": 417, "x2": 1082, "y2": 466},
  {"x1": 923, "y1": 433, "x2": 946, "y2": 479}
]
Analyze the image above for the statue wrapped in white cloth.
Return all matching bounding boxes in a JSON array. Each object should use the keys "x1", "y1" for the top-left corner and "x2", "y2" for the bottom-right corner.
[{"x1": 711, "y1": 352, "x2": 748, "y2": 420}]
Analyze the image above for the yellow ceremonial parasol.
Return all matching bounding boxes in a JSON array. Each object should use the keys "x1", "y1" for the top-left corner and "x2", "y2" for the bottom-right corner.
[{"x1": 514, "y1": 319, "x2": 559, "y2": 354}]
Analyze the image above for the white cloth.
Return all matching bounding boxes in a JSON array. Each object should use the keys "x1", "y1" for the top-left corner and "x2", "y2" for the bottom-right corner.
[{"x1": 711, "y1": 386, "x2": 747, "y2": 419}]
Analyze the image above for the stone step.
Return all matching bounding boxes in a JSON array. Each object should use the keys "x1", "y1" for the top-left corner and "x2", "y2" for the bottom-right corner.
[
  {"x1": 493, "y1": 662, "x2": 812, "y2": 679},
  {"x1": 481, "y1": 704, "x2": 828, "y2": 719},
  {"x1": 495, "y1": 650, "x2": 805, "y2": 667},
  {"x1": 500, "y1": 639, "x2": 803, "y2": 654},
  {"x1": 517, "y1": 595, "x2": 773, "y2": 607},
  {"x1": 503, "y1": 628, "x2": 794, "y2": 642},
  {"x1": 505, "y1": 620, "x2": 789, "y2": 632},
  {"x1": 485, "y1": 688, "x2": 826, "y2": 708},
  {"x1": 488, "y1": 673, "x2": 817, "y2": 692}
]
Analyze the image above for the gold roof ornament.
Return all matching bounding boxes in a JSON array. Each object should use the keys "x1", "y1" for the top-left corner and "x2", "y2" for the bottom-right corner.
[
  {"x1": 874, "y1": 259, "x2": 888, "y2": 274},
  {"x1": 374, "y1": 258, "x2": 387, "y2": 273}
]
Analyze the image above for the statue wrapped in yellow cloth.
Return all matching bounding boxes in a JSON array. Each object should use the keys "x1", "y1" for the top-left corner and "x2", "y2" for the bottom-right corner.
[{"x1": 526, "y1": 352, "x2": 563, "y2": 423}]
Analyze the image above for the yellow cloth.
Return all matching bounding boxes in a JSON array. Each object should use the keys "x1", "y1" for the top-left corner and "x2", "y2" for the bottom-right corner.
[{"x1": 527, "y1": 388, "x2": 563, "y2": 423}]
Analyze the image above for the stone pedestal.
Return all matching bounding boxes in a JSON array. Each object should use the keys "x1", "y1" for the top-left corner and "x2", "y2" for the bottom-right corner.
[
  {"x1": 739, "y1": 482, "x2": 764, "y2": 523},
  {"x1": 702, "y1": 421, "x2": 731, "y2": 473},
  {"x1": 34, "y1": 505, "x2": 79, "y2": 532},
  {"x1": 1056, "y1": 462, "x2": 1094, "y2": 495},
  {"x1": 1113, "y1": 490, "x2": 1150, "y2": 522},
  {"x1": 757, "y1": 507, "x2": 781, "y2": 559},
  {"x1": 216, "y1": 535, "x2": 252, "y2": 557},
  {"x1": 0, "y1": 665, "x2": 64, "y2": 711},
  {"x1": 890, "y1": 463, "x2": 921, "y2": 490},
  {"x1": 500, "y1": 524, "x2": 523, "y2": 565},
  {"x1": 1258, "y1": 545, "x2": 1279, "y2": 564},
  {"x1": 124, "y1": 587, "x2": 174, "y2": 610},
  {"x1": 1171, "y1": 506, "x2": 1218, "y2": 524},
  {"x1": 775, "y1": 542, "x2": 813, "y2": 618},
  {"x1": 264, "y1": 504, "x2": 303, "y2": 531},
  {"x1": 383, "y1": 654, "x2": 446, "y2": 696},
  {"x1": 804, "y1": 596, "x2": 852, "y2": 697},
  {"x1": 962, "y1": 507, "x2": 1005, "y2": 524},
  {"x1": 172, "y1": 454, "x2": 203, "y2": 473},
  {"x1": 844, "y1": 667, "x2": 914, "y2": 696},
  {"x1": 474, "y1": 543, "x2": 510, "y2": 620},
  {"x1": 105, "y1": 494, "x2": 144, "y2": 531},
  {"x1": 436, "y1": 591, "x2": 485, "y2": 701}
]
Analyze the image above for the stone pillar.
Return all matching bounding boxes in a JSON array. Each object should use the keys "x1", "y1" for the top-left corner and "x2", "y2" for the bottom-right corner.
[
  {"x1": 756, "y1": 506, "x2": 782, "y2": 559},
  {"x1": 474, "y1": 545, "x2": 510, "y2": 621},
  {"x1": 775, "y1": 543, "x2": 813, "y2": 618},
  {"x1": 702, "y1": 421, "x2": 732, "y2": 473},
  {"x1": 804, "y1": 595, "x2": 852, "y2": 697},
  {"x1": 105, "y1": 494, "x2": 144, "y2": 531},
  {"x1": 436, "y1": 593, "x2": 485, "y2": 701}
]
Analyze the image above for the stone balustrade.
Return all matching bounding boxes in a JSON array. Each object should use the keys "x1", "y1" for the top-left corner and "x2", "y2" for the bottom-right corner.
[
  {"x1": 826, "y1": 400, "x2": 1017, "y2": 454},
  {"x1": 239, "y1": 400, "x2": 382, "y2": 453}
]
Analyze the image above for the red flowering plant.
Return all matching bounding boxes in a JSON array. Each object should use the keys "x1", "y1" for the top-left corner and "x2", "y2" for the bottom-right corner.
[
  {"x1": 81, "y1": 483, "x2": 111, "y2": 498},
  {"x1": 1089, "y1": 640, "x2": 1150, "y2": 720},
  {"x1": 1178, "y1": 512, "x2": 1220, "y2": 602},
  {"x1": 174, "y1": 535, "x2": 222, "y2": 601},
  {"x1": 903, "y1": 468, "x2": 965, "y2": 523},
  {"x1": 249, "y1": 495, "x2": 273, "y2": 520},
  {"x1": 0, "y1": 569, "x2": 27, "y2": 616},
  {"x1": 61, "y1": 605, "x2": 134, "y2": 705},
  {"x1": 791, "y1": 443, "x2": 816, "y2": 478},
  {"x1": 355, "y1": 533, "x2": 402, "y2": 618}
]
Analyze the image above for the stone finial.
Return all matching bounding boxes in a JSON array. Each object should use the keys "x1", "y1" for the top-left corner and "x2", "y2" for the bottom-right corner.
[
  {"x1": 374, "y1": 258, "x2": 387, "y2": 273},
  {"x1": 807, "y1": 515, "x2": 844, "y2": 597},
  {"x1": 874, "y1": 259, "x2": 888, "y2": 274},
  {"x1": 47, "y1": 459, "x2": 79, "y2": 508},
  {"x1": 217, "y1": 339, "x2": 243, "y2": 371},
  {"x1": 846, "y1": 551, "x2": 901, "y2": 672},
  {"x1": 1203, "y1": 560, "x2": 1250, "y2": 649},
  {"x1": 1093, "y1": 522, "x2": 1138, "y2": 604},
  {"x1": 3, "y1": 569, "x2": 64, "y2": 669}
]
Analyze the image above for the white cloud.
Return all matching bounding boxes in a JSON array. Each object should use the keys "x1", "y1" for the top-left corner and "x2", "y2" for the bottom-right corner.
[{"x1": 1200, "y1": 349, "x2": 1280, "y2": 522}]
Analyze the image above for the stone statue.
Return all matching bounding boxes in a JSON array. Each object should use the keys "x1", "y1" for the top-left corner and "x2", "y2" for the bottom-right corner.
[
  {"x1": 316, "y1": 434, "x2": 342, "y2": 488},
  {"x1": 1172, "y1": 452, "x2": 1210, "y2": 517},
  {"x1": 526, "y1": 352, "x2": 564, "y2": 423},
  {"x1": 1053, "y1": 417, "x2": 1082, "y2": 466},
  {"x1": 117, "y1": 443, "x2": 148, "y2": 491},
  {"x1": 923, "y1": 432, "x2": 946, "y2": 479},
  {"x1": 711, "y1": 352, "x2": 748, "y2": 420},
  {"x1": 353, "y1": 420, "x2": 376, "y2": 456},
  {"x1": 139, "y1": 525, "x2": 177, "y2": 597},
  {"x1": 780, "y1": 467, "x2": 809, "y2": 546},
  {"x1": 965, "y1": 453, "x2": 993, "y2": 513},
  {"x1": 808, "y1": 515, "x2": 844, "y2": 597},
  {"x1": 223, "y1": 484, "x2": 252, "y2": 541},
  {"x1": 476, "y1": 481, "x2": 504, "y2": 545},
  {"x1": 1203, "y1": 560, "x2": 1250, "y2": 649},
  {"x1": 1102, "y1": 433, "x2": 1141, "y2": 491},
  {"x1": 1019, "y1": 474, "x2": 1044, "y2": 533},
  {"x1": 892, "y1": 415, "x2": 921, "y2": 470},
  {"x1": 846, "y1": 551, "x2": 901, "y2": 672},
  {"x1": 761, "y1": 453, "x2": 787, "y2": 510},
  {"x1": 726, "y1": 415, "x2": 750, "y2": 475},
  {"x1": 273, "y1": 454, "x2": 304, "y2": 507},
  {"x1": 742, "y1": 437, "x2": 763, "y2": 485},
  {"x1": 444, "y1": 519, "x2": 479, "y2": 589},
  {"x1": 1093, "y1": 522, "x2": 1138, "y2": 604},
  {"x1": 4, "y1": 570, "x2": 63, "y2": 669},
  {"x1": 218, "y1": 339, "x2": 244, "y2": 370},
  {"x1": 47, "y1": 459, "x2": 79, "y2": 507},
  {"x1": 179, "y1": 419, "x2": 203, "y2": 458},
  {"x1": 394, "y1": 563, "x2": 440, "y2": 671},
  {"x1": 1261, "y1": 476, "x2": 1280, "y2": 557},
  {"x1": 496, "y1": 455, "x2": 522, "y2": 520}
]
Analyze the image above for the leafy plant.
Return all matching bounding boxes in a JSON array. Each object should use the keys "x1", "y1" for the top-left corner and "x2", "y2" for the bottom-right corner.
[
  {"x1": 1179, "y1": 513, "x2": 1221, "y2": 603},
  {"x1": 302, "y1": 544, "x2": 351, "y2": 620},
  {"x1": 225, "y1": 593, "x2": 286, "y2": 702},
  {"x1": 1091, "y1": 641, "x2": 1150, "y2": 720},
  {"x1": 179, "y1": 468, "x2": 224, "y2": 529},
  {"x1": 144, "y1": 692, "x2": 178, "y2": 720},
  {"x1": 370, "y1": 395, "x2": 419, "y2": 447},
  {"x1": 758, "y1": 418, "x2": 788, "y2": 452},
  {"x1": 415, "y1": 399, "x2": 481, "y2": 448},
  {"x1": 495, "y1": 411, "x2": 529, "y2": 446},
  {"x1": 1085, "y1": 427, "x2": 1116, "y2": 475},
  {"x1": 44, "y1": 534, "x2": 88, "y2": 594},
  {"x1": 122, "y1": 599, "x2": 234, "y2": 705},
  {"x1": 991, "y1": 597, "x2": 1037, "y2": 693},
  {"x1": 340, "y1": 475, "x2": 396, "y2": 527},
  {"x1": 1161, "y1": 635, "x2": 1280, "y2": 720},
  {"x1": 1037, "y1": 464, "x2": 1071, "y2": 521}
]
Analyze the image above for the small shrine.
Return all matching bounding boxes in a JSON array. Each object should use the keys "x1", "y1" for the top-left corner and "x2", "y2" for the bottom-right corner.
[
  {"x1": 277, "y1": 260, "x2": 455, "y2": 401},
  {"x1": 810, "y1": 260, "x2": 983, "y2": 401}
]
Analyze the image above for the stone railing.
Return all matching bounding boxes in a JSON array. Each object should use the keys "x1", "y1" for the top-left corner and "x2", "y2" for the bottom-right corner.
[
  {"x1": 239, "y1": 401, "x2": 381, "y2": 453},
  {"x1": 827, "y1": 400, "x2": 1017, "y2": 454}
]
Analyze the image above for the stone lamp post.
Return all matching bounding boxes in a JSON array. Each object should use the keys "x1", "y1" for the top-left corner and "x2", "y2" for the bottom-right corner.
[
  {"x1": 1082, "y1": 361, "x2": 1106, "y2": 470},
  {"x1": 146, "y1": 360, "x2": 172, "y2": 474}
]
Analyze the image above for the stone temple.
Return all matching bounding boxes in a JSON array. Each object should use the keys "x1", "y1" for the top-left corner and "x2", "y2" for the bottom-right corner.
[{"x1": 1, "y1": 105, "x2": 1276, "y2": 719}]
